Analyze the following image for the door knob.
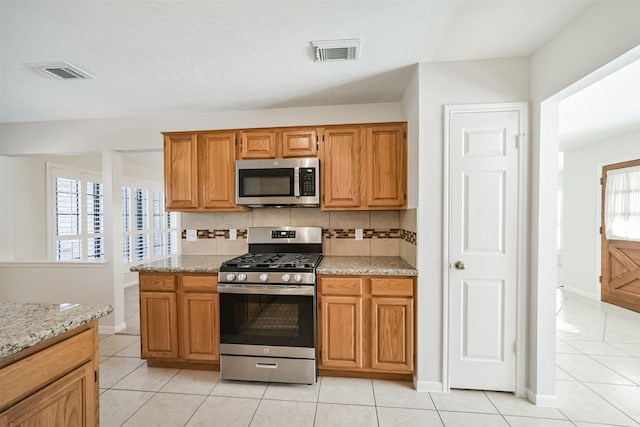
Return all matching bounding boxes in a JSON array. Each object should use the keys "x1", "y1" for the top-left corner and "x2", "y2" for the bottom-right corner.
[{"x1": 454, "y1": 261, "x2": 466, "y2": 270}]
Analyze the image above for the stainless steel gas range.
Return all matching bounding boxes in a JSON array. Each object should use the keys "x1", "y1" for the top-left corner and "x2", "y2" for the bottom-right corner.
[{"x1": 217, "y1": 226, "x2": 322, "y2": 385}]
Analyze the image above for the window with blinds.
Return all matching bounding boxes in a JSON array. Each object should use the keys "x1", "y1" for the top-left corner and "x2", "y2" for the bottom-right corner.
[
  {"x1": 122, "y1": 184, "x2": 179, "y2": 264},
  {"x1": 49, "y1": 164, "x2": 178, "y2": 263},
  {"x1": 52, "y1": 169, "x2": 104, "y2": 261}
]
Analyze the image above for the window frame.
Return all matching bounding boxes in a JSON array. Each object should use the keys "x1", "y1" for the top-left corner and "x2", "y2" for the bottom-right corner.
[{"x1": 47, "y1": 163, "x2": 104, "y2": 261}]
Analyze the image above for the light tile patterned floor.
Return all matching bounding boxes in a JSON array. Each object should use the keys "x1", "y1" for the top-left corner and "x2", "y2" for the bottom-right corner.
[{"x1": 99, "y1": 289, "x2": 640, "y2": 426}]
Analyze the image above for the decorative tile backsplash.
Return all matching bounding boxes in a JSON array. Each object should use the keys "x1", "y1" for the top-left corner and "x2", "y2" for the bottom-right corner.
[
  {"x1": 182, "y1": 227, "x2": 415, "y2": 244},
  {"x1": 179, "y1": 208, "x2": 417, "y2": 264}
]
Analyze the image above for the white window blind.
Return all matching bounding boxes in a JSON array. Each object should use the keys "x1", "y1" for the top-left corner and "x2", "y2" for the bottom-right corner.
[
  {"x1": 50, "y1": 166, "x2": 104, "y2": 261},
  {"x1": 122, "y1": 183, "x2": 179, "y2": 265},
  {"x1": 605, "y1": 165, "x2": 640, "y2": 241}
]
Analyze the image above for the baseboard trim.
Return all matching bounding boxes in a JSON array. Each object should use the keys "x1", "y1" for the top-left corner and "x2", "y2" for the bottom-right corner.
[
  {"x1": 413, "y1": 378, "x2": 444, "y2": 392},
  {"x1": 99, "y1": 322, "x2": 127, "y2": 335},
  {"x1": 560, "y1": 285, "x2": 597, "y2": 300},
  {"x1": 527, "y1": 388, "x2": 558, "y2": 407}
]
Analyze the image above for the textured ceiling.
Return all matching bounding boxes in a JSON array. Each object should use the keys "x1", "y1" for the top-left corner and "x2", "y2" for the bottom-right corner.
[{"x1": 0, "y1": 0, "x2": 596, "y2": 123}]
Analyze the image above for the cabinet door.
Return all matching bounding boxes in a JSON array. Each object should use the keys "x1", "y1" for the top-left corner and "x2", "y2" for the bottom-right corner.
[
  {"x1": 319, "y1": 295, "x2": 362, "y2": 369},
  {"x1": 0, "y1": 363, "x2": 95, "y2": 427},
  {"x1": 198, "y1": 132, "x2": 237, "y2": 209},
  {"x1": 371, "y1": 296, "x2": 413, "y2": 372},
  {"x1": 140, "y1": 292, "x2": 178, "y2": 359},
  {"x1": 164, "y1": 133, "x2": 199, "y2": 209},
  {"x1": 365, "y1": 124, "x2": 407, "y2": 208},
  {"x1": 282, "y1": 129, "x2": 318, "y2": 157},
  {"x1": 239, "y1": 131, "x2": 277, "y2": 159},
  {"x1": 181, "y1": 293, "x2": 220, "y2": 362},
  {"x1": 321, "y1": 127, "x2": 362, "y2": 209}
]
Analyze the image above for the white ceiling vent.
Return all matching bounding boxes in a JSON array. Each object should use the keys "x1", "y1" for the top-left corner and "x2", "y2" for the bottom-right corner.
[
  {"x1": 312, "y1": 39, "x2": 361, "y2": 62},
  {"x1": 30, "y1": 61, "x2": 94, "y2": 80}
]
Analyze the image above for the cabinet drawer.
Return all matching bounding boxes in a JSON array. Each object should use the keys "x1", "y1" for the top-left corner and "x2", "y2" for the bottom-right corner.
[
  {"x1": 140, "y1": 274, "x2": 177, "y2": 291},
  {"x1": 371, "y1": 277, "x2": 414, "y2": 297},
  {"x1": 182, "y1": 275, "x2": 218, "y2": 292},
  {"x1": 0, "y1": 328, "x2": 94, "y2": 411},
  {"x1": 319, "y1": 277, "x2": 363, "y2": 296}
]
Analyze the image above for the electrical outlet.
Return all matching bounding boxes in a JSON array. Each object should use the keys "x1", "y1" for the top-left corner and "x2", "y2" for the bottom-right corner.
[
  {"x1": 229, "y1": 228, "x2": 237, "y2": 240},
  {"x1": 355, "y1": 228, "x2": 363, "y2": 241},
  {"x1": 186, "y1": 229, "x2": 197, "y2": 241}
]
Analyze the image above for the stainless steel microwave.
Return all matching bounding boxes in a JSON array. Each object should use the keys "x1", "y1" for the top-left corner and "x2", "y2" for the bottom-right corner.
[{"x1": 236, "y1": 158, "x2": 320, "y2": 207}]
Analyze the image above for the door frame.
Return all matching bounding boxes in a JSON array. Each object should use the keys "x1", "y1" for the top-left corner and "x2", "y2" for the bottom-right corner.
[{"x1": 442, "y1": 102, "x2": 528, "y2": 396}]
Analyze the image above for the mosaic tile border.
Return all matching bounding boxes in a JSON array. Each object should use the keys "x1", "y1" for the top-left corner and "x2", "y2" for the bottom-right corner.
[{"x1": 182, "y1": 228, "x2": 417, "y2": 245}]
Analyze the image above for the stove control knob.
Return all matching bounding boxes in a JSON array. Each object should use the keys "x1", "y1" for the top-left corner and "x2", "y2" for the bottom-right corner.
[
  {"x1": 225, "y1": 273, "x2": 236, "y2": 282},
  {"x1": 237, "y1": 273, "x2": 247, "y2": 282},
  {"x1": 259, "y1": 273, "x2": 269, "y2": 282},
  {"x1": 293, "y1": 274, "x2": 303, "y2": 282},
  {"x1": 282, "y1": 274, "x2": 291, "y2": 282}
]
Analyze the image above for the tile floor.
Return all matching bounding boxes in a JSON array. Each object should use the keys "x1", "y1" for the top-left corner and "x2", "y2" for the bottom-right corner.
[{"x1": 99, "y1": 289, "x2": 640, "y2": 426}]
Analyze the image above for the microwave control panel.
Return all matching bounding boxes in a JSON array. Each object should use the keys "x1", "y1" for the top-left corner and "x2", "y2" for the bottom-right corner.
[{"x1": 300, "y1": 168, "x2": 316, "y2": 196}]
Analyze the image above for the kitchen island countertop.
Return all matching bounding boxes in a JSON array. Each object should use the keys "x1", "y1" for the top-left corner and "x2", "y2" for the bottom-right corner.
[{"x1": 0, "y1": 302, "x2": 112, "y2": 361}]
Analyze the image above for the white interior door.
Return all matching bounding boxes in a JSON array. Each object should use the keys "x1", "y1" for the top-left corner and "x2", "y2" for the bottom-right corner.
[{"x1": 447, "y1": 105, "x2": 524, "y2": 392}]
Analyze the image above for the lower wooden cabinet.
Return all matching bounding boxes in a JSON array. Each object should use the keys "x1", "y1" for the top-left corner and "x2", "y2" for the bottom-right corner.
[
  {"x1": 140, "y1": 291, "x2": 179, "y2": 359},
  {"x1": 0, "y1": 322, "x2": 99, "y2": 427},
  {"x1": 139, "y1": 273, "x2": 219, "y2": 368},
  {"x1": 318, "y1": 275, "x2": 415, "y2": 377}
]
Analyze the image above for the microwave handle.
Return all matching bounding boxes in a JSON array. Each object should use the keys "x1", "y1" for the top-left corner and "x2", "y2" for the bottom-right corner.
[{"x1": 294, "y1": 167, "x2": 300, "y2": 197}]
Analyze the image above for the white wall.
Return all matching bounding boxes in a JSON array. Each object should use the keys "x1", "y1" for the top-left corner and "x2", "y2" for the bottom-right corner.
[
  {"x1": 561, "y1": 130, "x2": 640, "y2": 298},
  {"x1": 529, "y1": 0, "x2": 640, "y2": 405},
  {"x1": 0, "y1": 103, "x2": 404, "y2": 156},
  {"x1": 1, "y1": 154, "x2": 101, "y2": 259},
  {"x1": 413, "y1": 57, "x2": 531, "y2": 392}
]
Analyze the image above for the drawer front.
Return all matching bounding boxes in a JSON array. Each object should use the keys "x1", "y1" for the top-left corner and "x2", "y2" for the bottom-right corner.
[
  {"x1": 319, "y1": 277, "x2": 363, "y2": 296},
  {"x1": 140, "y1": 274, "x2": 177, "y2": 291},
  {"x1": 371, "y1": 277, "x2": 414, "y2": 297},
  {"x1": 182, "y1": 275, "x2": 218, "y2": 292},
  {"x1": 0, "y1": 328, "x2": 94, "y2": 411}
]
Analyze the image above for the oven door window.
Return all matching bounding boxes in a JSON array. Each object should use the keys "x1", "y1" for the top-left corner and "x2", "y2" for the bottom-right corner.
[
  {"x1": 238, "y1": 168, "x2": 294, "y2": 197},
  {"x1": 219, "y1": 294, "x2": 314, "y2": 348}
]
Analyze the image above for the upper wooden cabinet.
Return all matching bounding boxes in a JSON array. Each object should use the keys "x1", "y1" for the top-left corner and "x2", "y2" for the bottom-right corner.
[
  {"x1": 282, "y1": 128, "x2": 318, "y2": 157},
  {"x1": 164, "y1": 131, "x2": 245, "y2": 212},
  {"x1": 365, "y1": 124, "x2": 407, "y2": 208},
  {"x1": 238, "y1": 130, "x2": 277, "y2": 159},
  {"x1": 321, "y1": 122, "x2": 407, "y2": 210},
  {"x1": 199, "y1": 132, "x2": 237, "y2": 210},
  {"x1": 164, "y1": 133, "x2": 199, "y2": 209},
  {"x1": 164, "y1": 122, "x2": 407, "y2": 211},
  {"x1": 237, "y1": 127, "x2": 320, "y2": 159},
  {"x1": 321, "y1": 126, "x2": 362, "y2": 209}
]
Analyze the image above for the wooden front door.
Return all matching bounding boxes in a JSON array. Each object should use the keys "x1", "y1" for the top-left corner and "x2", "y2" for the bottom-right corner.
[{"x1": 601, "y1": 159, "x2": 640, "y2": 313}]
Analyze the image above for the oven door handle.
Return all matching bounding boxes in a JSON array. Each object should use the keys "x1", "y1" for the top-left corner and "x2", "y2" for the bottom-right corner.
[{"x1": 218, "y1": 283, "x2": 314, "y2": 296}]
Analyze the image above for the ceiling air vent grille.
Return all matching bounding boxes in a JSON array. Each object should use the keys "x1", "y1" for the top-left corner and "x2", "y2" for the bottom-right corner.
[
  {"x1": 31, "y1": 61, "x2": 94, "y2": 80},
  {"x1": 312, "y1": 39, "x2": 361, "y2": 62}
]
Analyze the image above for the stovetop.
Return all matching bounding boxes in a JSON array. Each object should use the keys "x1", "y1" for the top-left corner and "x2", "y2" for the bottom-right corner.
[{"x1": 220, "y1": 252, "x2": 323, "y2": 272}]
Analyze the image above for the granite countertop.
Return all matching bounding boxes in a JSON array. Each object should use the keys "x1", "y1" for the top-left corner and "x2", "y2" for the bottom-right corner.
[
  {"x1": 317, "y1": 256, "x2": 417, "y2": 276},
  {"x1": 0, "y1": 303, "x2": 113, "y2": 360},
  {"x1": 130, "y1": 255, "x2": 417, "y2": 276},
  {"x1": 129, "y1": 255, "x2": 237, "y2": 273}
]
